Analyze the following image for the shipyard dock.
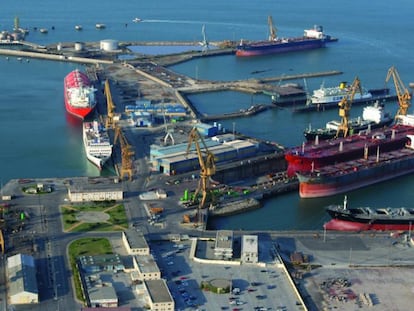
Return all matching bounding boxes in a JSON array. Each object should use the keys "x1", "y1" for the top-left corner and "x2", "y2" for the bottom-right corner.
[{"x1": 1, "y1": 39, "x2": 413, "y2": 311}]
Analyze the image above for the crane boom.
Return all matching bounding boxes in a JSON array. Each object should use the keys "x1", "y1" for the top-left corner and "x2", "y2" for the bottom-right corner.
[
  {"x1": 336, "y1": 77, "x2": 363, "y2": 138},
  {"x1": 186, "y1": 127, "x2": 216, "y2": 210},
  {"x1": 385, "y1": 66, "x2": 411, "y2": 117},
  {"x1": 268, "y1": 16, "x2": 277, "y2": 41}
]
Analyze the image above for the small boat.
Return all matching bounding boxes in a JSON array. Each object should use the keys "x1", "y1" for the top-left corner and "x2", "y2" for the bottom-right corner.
[
  {"x1": 39, "y1": 28, "x2": 48, "y2": 34},
  {"x1": 132, "y1": 18, "x2": 142, "y2": 23},
  {"x1": 75, "y1": 25, "x2": 83, "y2": 31},
  {"x1": 324, "y1": 195, "x2": 414, "y2": 231},
  {"x1": 95, "y1": 23, "x2": 106, "y2": 29}
]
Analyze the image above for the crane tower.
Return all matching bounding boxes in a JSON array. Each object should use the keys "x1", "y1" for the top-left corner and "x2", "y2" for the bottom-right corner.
[
  {"x1": 114, "y1": 126, "x2": 134, "y2": 181},
  {"x1": 186, "y1": 127, "x2": 216, "y2": 211},
  {"x1": 385, "y1": 66, "x2": 411, "y2": 118},
  {"x1": 336, "y1": 77, "x2": 363, "y2": 138}
]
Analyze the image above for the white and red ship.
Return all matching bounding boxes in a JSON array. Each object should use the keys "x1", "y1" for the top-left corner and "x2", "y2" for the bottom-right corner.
[{"x1": 64, "y1": 69, "x2": 97, "y2": 119}]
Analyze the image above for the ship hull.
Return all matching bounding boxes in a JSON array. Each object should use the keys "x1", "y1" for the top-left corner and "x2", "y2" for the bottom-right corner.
[
  {"x1": 324, "y1": 218, "x2": 414, "y2": 231},
  {"x1": 64, "y1": 70, "x2": 96, "y2": 119},
  {"x1": 236, "y1": 38, "x2": 326, "y2": 57},
  {"x1": 324, "y1": 205, "x2": 414, "y2": 231},
  {"x1": 304, "y1": 118, "x2": 394, "y2": 142},
  {"x1": 83, "y1": 121, "x2": 112, "y2": 170},
  {"x1": 286, "y1": 125, "x2": 414, "y2": 177},
  {"x1": 297, "y1": 147, "x2": 414, "y2": 198}
]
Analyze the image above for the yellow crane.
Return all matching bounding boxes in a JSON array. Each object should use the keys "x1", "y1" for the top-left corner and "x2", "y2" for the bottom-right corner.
[
  {"x1": 0, "y1": 229, "x2": 4, "y2": 255},
  {"x1": 104, "y1": 79, "x2": 116, "y2": 129},
  {"x1": 268, "y1": 16, "x2": 277, "y2": 41},
  {"x1": 336, "y1": 77, "x2": 363, "y2": 138},
  {"x1": 186, "y1": 127, "x2": 216, "y2": 210},
  {"x1": 114, "y1": 126, "x2": 134, "y2": 181},
  {"x1": 385, "y1": 66, "x2": 411, "y2": 117}
]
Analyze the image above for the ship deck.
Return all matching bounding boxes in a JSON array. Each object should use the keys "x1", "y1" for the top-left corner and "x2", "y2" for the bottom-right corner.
[{"x1": 287, "y1": 125, "x2": 414, "y2": 159}]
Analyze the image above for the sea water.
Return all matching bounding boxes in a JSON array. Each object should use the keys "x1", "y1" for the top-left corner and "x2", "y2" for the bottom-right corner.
[{"x1": 1, "y1": 0, "x2": 414, "y2": 229}]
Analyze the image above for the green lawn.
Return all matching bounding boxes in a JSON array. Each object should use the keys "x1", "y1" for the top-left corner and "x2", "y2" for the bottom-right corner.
[{"x1": 61, "y1": 202, "x2": 128, "y2": 232}]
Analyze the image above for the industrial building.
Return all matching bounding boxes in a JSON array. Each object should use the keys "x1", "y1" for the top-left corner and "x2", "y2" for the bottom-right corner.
[
  {"x1": 122, "y1": 229, "x2": 150, "y2": 255},
  {"x1": 7, "y1": 253, "x2": 38, "y2": 305},
  {"x1": 214, "y1": 230, "x2": 234, "y2": 259},
  {"x1": 139, "y1": 279, "x2": 174, "y2": 311},
  {"x1": 67, "y1": 177, "x2": 123, "y2": 202},
  {"x1": 131, "y1": 255, "x2": 161, "y2": 281},
  {"x1": 78, "y1": 254, "x2": 125, "y2": 274},
  {"x1": 150, "y1": 132, "x2": 259, "y2": 175},
  {"x1": 241, "y1": 235, "x2": 259, "y2": 264}
]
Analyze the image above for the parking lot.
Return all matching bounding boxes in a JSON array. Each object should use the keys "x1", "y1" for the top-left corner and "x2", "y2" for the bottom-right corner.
[{"x1": 149, "y1": 238, "x2": 302, "y2": 311}]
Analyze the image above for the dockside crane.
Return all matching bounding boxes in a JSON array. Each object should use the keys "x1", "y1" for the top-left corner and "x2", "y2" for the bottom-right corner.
[
  {"x1": 114, "y1": 125, "x2": 135, "y2": 181},
  {"x1": 336, "y1": 77, "x2": 363, "y2": 138},
  {"x1": 104, "y1": 79, "x2": 116, "y2": 129},
  {"x1": 385, "y1": 66, "x2": 411, "y2": 117},
  {"x1": 186, "y1": 127, "x2": 216, "y2": 212},
  {"x1": 268, "y1": 16, "x2": 277, "y2": 41}
]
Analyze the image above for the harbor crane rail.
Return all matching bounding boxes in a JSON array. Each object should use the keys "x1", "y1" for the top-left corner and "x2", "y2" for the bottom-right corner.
[
  {"x1": 385, "y1": 66, "x2": 411, "y2": 117},
  {"x1": 186, "y1": 127, "x2": 216, "y2": 211},
  {"x1": 336, "y1": 77, "x2": 363, "y2": 138},
  {"x1": 114, "y1": 125, "x2": 134, "y2": 181}
]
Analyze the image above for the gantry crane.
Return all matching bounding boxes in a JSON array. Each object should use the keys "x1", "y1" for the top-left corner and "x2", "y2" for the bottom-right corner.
[
  {"x1": 336, "y1": 77, "x2": 363, "y2": 138},
  {"x1": 268, "y1": 16, "x2": 277, "y2": 41},
  {"x1": 104, "y1": 79, "x2": 116, "y2": 129},
  {"x1": 114, "y1": 125, "x2": 134, "y2": 181},
  {"x1": 385, "y1": 66, "x2": 411, "y2": 117},
  {"x1": 186, "y1": 127, "x2": 216, "y2": 211}
]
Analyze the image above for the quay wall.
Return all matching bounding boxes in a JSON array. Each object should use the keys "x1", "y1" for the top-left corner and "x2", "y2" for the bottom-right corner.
[
  {"x1": 0, "y1": 48, "x2": 113, "y2": 64},
  {"x1": 214, "y1": 152, "x2": 287, "y2": 184}
]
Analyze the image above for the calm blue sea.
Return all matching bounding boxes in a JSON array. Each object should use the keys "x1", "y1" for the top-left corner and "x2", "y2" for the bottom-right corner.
[{"x1": 1, "y1": 0, "x2": 414, "y2": 230}]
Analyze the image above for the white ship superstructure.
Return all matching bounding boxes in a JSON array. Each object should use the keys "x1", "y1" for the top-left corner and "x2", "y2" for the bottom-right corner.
[
  {"x1": 311, "y1": 82, "x2": 372, "y2": 105},
  {"x1": 83, "y1": 121, "x2": 112, "y2": 169}
]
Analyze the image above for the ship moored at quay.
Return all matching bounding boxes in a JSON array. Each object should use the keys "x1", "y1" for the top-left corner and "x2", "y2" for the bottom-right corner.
[
  {"x1": 285, "y1": 118, "x2": 414, "y2": 177},
  {"x1": 297, "y1": 135, "x2": 414, "y2": 198},
  {"x1": 303, "y1": 101, "x2": 394, "y2": 141},
  {"x1": 64, "y1": 69, "x2": 97, "y2": 119},
  {"x1": 324, "y1": 196, "x2": 414, "y2": 231}
]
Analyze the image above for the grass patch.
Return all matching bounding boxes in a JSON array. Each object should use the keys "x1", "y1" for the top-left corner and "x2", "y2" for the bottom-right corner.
[
  {"x1": 69, "y1": 237, "x2": 113, "y2": 303},
  {"x1": 61, "y1": 203, "x2": 128, "y2": 232}
]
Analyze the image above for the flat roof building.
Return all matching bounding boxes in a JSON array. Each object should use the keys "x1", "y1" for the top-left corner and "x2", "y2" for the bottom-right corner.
[
  {"x1": 67, "y1": 177, "x2": 123, "y2": 202},
  {"x1": 122, "y1": 229, "x2": 150, "y2": 255},
  {"x1": 132, "y1": 255, "x2": 161, "y2": 281},
  {"x1": 7, "y1": 253, "x2": 38, "y2": 305},
  {"x1": 143, "y1": 279, "x2": 174, "y2": 311},
  {"x1": 241, "y1": 235, "x2": 258, "y2": 264},
  {"x1": 214, "y1": 230, "x2": 233, "y2": 259}
]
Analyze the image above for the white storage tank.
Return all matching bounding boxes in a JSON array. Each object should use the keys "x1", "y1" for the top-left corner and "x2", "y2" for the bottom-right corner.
[
  {"x1": 74, "y1": 42, "x2": 84, "y2": 51},
  {"x1": 100, "y1": 39, "x2": 119, "y2": 51}
]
